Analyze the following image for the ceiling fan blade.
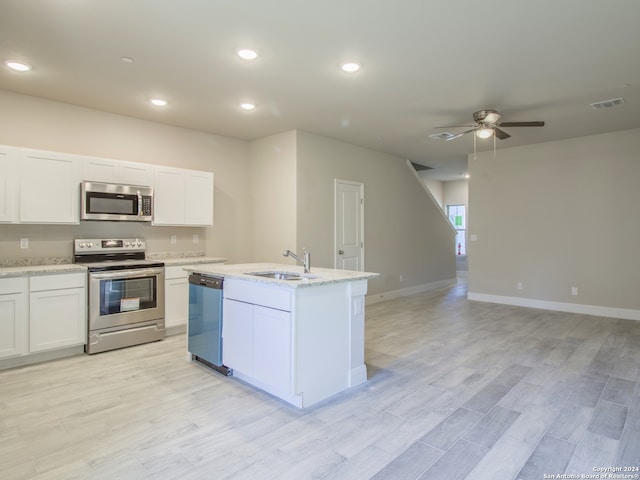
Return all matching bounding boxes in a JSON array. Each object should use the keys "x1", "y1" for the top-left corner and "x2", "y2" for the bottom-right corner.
[
  {"x1": 445, "y1": 128, "x2": 476, "y2": 141},
  {"x1": 499, "y1": 121, "x2": 545, "y2": 127},
  {"x1": 435, "y1": 125, "x2": 474, "y2": 129},
  {"x1": 494, "y1": 127, "x2": 511, "y2": 140}
]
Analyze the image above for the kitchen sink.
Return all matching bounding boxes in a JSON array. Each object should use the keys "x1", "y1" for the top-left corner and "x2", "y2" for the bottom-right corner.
[{"x1": 246, "y1": 271, "x2": 318, "y2": 281}]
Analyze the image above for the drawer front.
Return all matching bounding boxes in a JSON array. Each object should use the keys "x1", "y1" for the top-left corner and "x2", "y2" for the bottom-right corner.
[
  {"x1": 30, "y1": 272, "x2": 86, "y2": 292},
  {"x1": 224, "y1": 279, "x2": 292, "y2": 312},
  {"x1": 165, "y1": 265, "x2": 190, "y2": 280},
  {"x1": 0, "y1": 276, "x2": 28, "y2": 295}
]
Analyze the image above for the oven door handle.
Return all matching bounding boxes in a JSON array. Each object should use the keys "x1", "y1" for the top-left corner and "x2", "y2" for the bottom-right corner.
[{"x1": 90, "y1": 267, "x2": 165, "y2": 280}]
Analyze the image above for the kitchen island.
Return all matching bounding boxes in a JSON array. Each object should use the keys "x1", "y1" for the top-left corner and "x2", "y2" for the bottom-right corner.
[{"x1": 184, "y1": 263, "x2": 379, "y2": 408}]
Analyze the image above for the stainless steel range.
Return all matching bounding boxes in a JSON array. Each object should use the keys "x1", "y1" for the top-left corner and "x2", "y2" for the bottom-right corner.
[{"x1": 74, "y1": 238, "x2": 165, "y2": 354}]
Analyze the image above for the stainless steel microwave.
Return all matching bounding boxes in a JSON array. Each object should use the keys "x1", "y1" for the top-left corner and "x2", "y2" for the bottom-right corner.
[{"x1": 81, "y1": 181, "x2": 153, "y2": 222}]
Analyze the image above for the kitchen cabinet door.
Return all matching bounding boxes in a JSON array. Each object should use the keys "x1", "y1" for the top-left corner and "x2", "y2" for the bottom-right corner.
[
  {"x1": 153, "y1": 166, "x2": 186, "y2": 225},
  {"x1": 82, "y1": 157, "x2": 119, "y2": 183},
  {"x1": 19, "y1": 149, "x2": 80, "y2": 224},
  {"x1": 29, "y1": 273, "x2": 86, "y2": 353},
  {"x1": 119, "y1": 161, "x2": 153, "y2": 186},
  {"x1": 0, "y1": 277, "x2": 28, "y2": 359},
  {"x1": 153, "y1": 166, "x2": 213, "y2": 226},
  {"x1": 165, "y1": 265, "x2": 193, "y2": 331},
  {"x1": 29, "y1": 287, "x2": 86, "y2": 352},
  {"x1": 0, "y1": 146, "x2": 18, "y2": 223},
  {"x1": 222, "y1": 298, "x2": 254, "y2": 374},
  {"x1": 185, "y1": 171, "x2": 214, "y2": 226},
  {"x1": 252, "y1": 305, "x2": 292, "y2": 394},
  {"x1": 82, "y1": 157, "x2": 153, "y2": 186}
]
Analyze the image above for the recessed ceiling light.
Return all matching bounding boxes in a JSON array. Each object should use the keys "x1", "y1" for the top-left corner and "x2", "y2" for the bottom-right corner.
[
  {"x1": 150, "y1": 98, "x2": 168, "y2": 107},
  {"x1": 340, "y1": 62, "x2": 360, "y2": 73},
  {"x1": 5, "y1": 61, "x2": 32, "y2": 72},
  {"x1": 237, "y1": 48, "x2": 258, "y2": 60},
  {"x1": 121, "y1": 56, "x2": 134, "y2": 64},
  {"x1": 240, "y1": 103, "x2": 255, "y2": 111}
]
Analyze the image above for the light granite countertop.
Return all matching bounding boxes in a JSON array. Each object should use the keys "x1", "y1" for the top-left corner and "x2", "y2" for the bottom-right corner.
[
  {"x1": 183, "y1": 263, "x2": 379, "y2": 288},
  {"x1": 0, "y1": 254, "x2": 226, "y2": 278},
  {"x1": 158, "y1": 256, "x2": 227, "y2": 267},
  {"x1": 0, "y1": 264, "x2": 87, "y2": 278}
]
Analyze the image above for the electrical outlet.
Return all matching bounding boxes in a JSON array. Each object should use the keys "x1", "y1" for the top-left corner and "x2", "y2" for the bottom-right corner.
[
  {"x1": 470, "y1": 234, "x2": 478, "y2": 241},
  {"x1": 571, "y1": 287, "x2": 578, "y2": 296},
  {"x1": 20, "y1": 238, "x2": 29, "y2": 249},
  {"x1": 193, "y1": 234, "x2": 199, "y2": 244},
  {"x1": 517, "y1": 282, "x2": 523, "y2": 290},
  {"x1": 170, "y1": 235, "x2": 177, "y2": 245}
]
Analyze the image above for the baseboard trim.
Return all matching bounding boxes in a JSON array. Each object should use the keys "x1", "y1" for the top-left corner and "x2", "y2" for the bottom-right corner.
[
  {"x1": 367, "y1": 278, "x2": 457, "y2": 305},
  {"x1": 0, "y1": 345, "x2": 85, "y2": 371},
  {"x1": 467, "y1": 292, "x2": 640, "y2": 321}
]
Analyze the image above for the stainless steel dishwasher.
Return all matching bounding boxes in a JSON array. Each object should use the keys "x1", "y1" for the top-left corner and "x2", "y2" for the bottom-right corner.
[{"x1": 188, "y1": 273, "x2": 230, "y2": 375}]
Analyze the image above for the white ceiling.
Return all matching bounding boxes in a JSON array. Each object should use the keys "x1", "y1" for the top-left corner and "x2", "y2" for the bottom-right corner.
[{"x1": 1, "y1": 0, "x2": 639, "y2": 181}]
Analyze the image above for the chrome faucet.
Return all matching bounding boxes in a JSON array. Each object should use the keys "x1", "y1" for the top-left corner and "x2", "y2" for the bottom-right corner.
[{"x1": 283, "y1": 249, "x2": 311, "y2": 273}]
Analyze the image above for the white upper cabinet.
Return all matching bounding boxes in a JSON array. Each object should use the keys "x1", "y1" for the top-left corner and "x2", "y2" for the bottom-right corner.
[
  {"x1": 82, "y1": 156, "x2": 119, "y2": 183},
  {"x1": 19, "y1": 149, "x2": 81, "y2": 224},
  {"x1": 0, "y1": 146, "x2": 18, "y2": 223},
  {"x1": 1, "y1": 144, "x2": 213, "y2": 225},
  {"x1": 153, "y1": 166, "x2": 213, "y2": 226},
  {"x1": 119, "y1": 161, "x2": 153, "y2": 186},
  {"x1": 185, "y1": 170, "x2": 214, "y2": 226},
  {"x1": 82, "y1": 157, "x2": 153, "y2": 186}
]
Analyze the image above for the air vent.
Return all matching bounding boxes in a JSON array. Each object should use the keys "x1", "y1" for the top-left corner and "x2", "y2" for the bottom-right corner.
[
  {"x1": 590, "y1": 97, "x2": 625, "y2": 110},
  {"x1": 429, "y1": 132, "x2": 456, "y2": 140}
]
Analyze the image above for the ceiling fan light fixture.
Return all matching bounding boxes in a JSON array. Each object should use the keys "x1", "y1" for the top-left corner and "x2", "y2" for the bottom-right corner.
[{"x1": 476, "y1": 127, "x2": 493, "y2": 139}]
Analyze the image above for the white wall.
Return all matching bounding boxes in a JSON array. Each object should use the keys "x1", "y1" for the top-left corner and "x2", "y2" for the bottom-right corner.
[
  {"x1": 443, "y1": 180, "x2": 468, "y2": 208},
  {"x1": 468, "y1": 128, "x2": 640, "y2": 318},
  {"x1": 296, "y1": 131, "x2": 456, "y2": 296},
  {"x1": 0, "y1": 90, "x2": 253, "y2": 263},
  {"x1": 0, "y1": 90, "x2": 456, "y2": 300},
  {"x1": 249, "y1": 131, "x2": 297, "y2": 263},
  {"x1": 419, "y1": 173, "x2": 444, "y2": 208}
]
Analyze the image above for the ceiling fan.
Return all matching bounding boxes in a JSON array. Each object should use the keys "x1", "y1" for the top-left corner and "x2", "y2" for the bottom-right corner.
[{"x1": 436, "y1": 109, "x2": 544, "y2": 141}]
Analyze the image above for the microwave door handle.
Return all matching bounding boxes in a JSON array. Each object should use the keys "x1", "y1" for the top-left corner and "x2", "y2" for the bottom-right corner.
[
  {"x1": 137, "y1": 191, "x2": 143, "y2": 217},
  {"x1": 90, "y1": 267, "x2": 164, "y2": 280}
]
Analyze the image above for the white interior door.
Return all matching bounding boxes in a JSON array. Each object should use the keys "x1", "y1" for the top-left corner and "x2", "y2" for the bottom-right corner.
[{"x1": 334, "y1": 179, "x2": 364, "y2": 271}]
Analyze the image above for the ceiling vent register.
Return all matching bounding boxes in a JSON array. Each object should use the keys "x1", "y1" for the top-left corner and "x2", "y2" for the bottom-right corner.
[{"x1": 590, "y1": 97, "x2": 625, "y2": 110}]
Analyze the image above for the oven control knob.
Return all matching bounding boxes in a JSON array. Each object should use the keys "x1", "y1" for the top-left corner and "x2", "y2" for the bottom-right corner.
[
  {"x1": 78, "y1": 242, "x2": 85, "y2": 248},
  {"x1": 124, "y1": 241, "x2": 131, "y2": 247},
  {"x1": 136, "y1": 239, "x2": 142, "y2": 246},
  {"x1": 87, "y1": 242, "x2": 94, "y2": 248}
]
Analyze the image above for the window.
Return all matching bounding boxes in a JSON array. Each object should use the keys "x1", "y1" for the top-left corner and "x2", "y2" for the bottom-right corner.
[{"x1": 447, "y1": 204, "x2": 466, "y2": 255}]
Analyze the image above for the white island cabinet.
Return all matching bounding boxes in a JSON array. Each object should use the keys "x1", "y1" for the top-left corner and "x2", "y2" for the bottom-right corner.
[{"x1": 188, "y1": 263, "x2": 378, "y2": 408}]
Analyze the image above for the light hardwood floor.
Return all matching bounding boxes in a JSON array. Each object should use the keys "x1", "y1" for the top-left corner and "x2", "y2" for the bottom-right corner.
[{"x1": 1, "y1": 280, "x2": 639, "y2": 479}]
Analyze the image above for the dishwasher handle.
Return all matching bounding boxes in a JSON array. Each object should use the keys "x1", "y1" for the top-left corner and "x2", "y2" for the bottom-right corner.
[{"x1": 189, "y1": 273, "x2": 223, "y2": 289}]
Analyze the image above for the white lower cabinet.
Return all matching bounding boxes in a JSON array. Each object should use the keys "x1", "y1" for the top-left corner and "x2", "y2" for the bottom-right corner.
[
  {"x1": 219, "y1": 276, "x2": 369, "y2": 408},
  {"x1": 165, "y1": 265, "x2": 190, "y2": 331},
  {"x1": 223, "y1": 295, "x2": 293, "y2": 396},
  {"x1": 252, "y1": 305, "x2": 292, "y2": 394},
  {"x1": 29, "y1": 273, "x2": 86, "y2": 353},
  {"x1": 0, "y1": 277, "x2": 28, "y2": 359},
  {"x1": 222, "y1": 299, "x2": 254, "y2": 374}
]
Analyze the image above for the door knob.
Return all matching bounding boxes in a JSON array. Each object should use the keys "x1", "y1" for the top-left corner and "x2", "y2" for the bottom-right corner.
[{"x1": 338, "y1": 250, "x2": 344, "y2": 254}]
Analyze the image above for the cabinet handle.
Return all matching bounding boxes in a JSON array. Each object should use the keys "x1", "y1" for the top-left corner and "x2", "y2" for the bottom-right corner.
[{"x1": 338, "y1": 250, "x2": 344, "y2": 255}]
